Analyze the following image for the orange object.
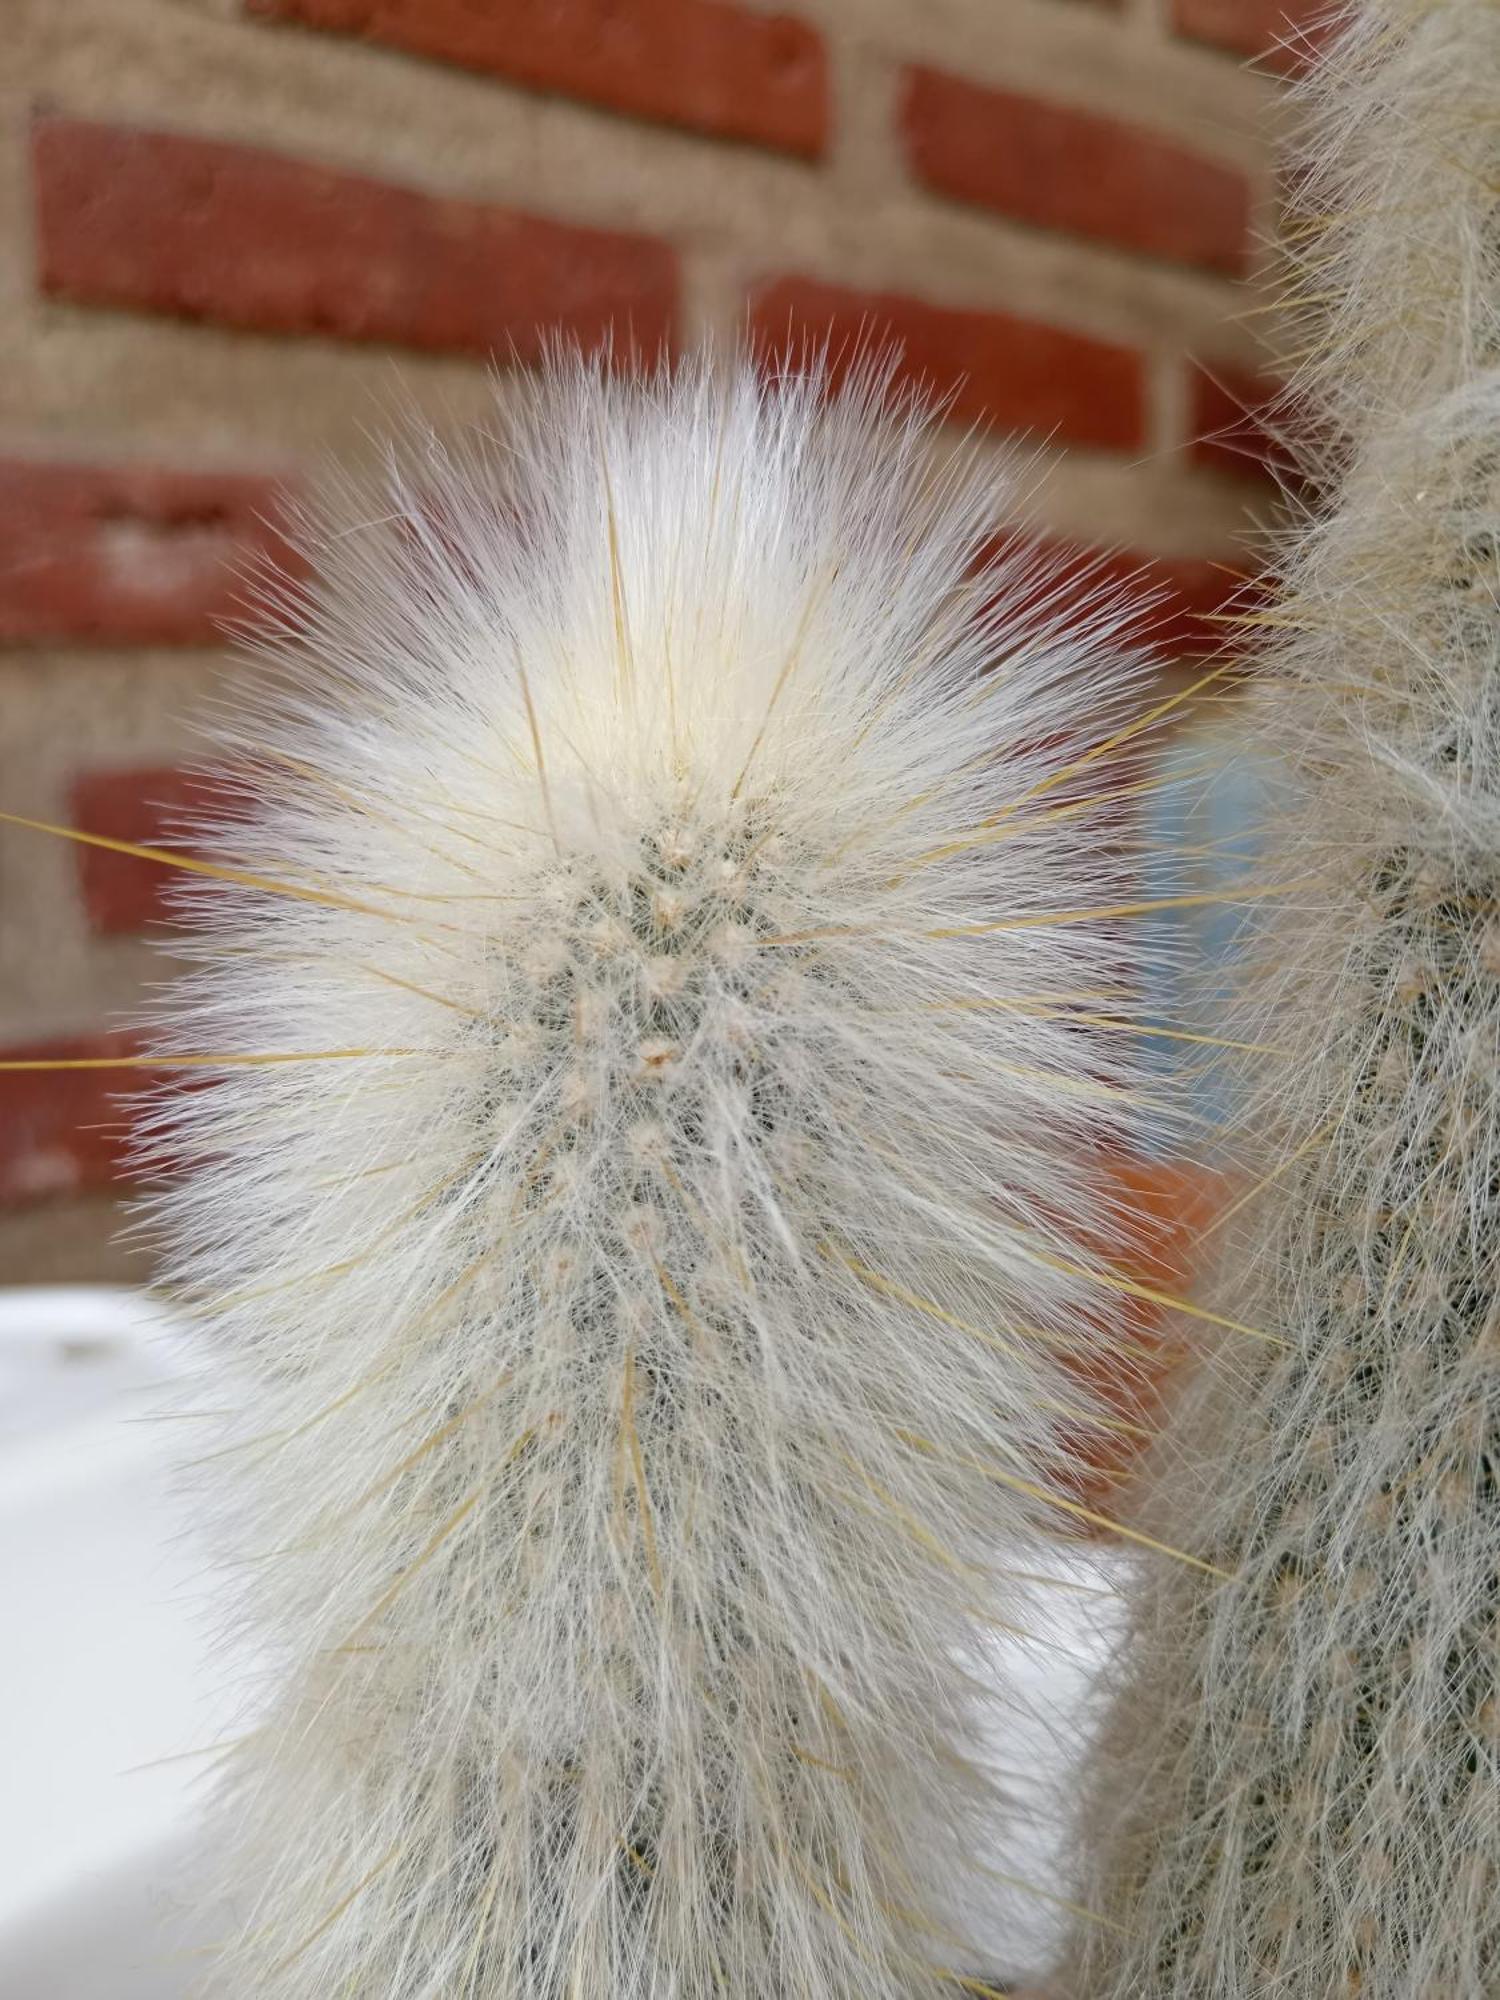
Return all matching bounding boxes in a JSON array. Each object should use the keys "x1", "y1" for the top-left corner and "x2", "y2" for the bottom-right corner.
[{"x1": 1060, "y1": 1154, "x2": 1230, "y2": 1515}]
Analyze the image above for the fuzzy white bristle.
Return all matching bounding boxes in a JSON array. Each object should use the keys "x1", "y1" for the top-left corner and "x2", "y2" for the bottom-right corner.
[
  {"x1": 1067, "y1": 3, "x2": 1500, "y2": 1993},
  {"x1": 143, "y1": 354, "x2": 1164, "y2": 1997}
]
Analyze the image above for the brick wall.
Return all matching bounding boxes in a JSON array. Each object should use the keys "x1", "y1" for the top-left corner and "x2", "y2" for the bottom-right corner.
[{"x1": 0, "y1": 0, "x2": 1310, "y2": 1281}]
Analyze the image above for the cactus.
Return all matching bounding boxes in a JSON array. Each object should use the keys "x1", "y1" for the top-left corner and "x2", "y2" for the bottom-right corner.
[
  {"x1": 144, "y1": 355, "x2": 1165, "y2": 1997},
  {"x1": 1068, "y1": 4, "x2": 1500, "y2": 1994}
]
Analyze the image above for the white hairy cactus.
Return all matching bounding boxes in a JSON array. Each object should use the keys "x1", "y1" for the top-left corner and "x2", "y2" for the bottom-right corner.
[
  {"x1": 1069, "y1": 4, "x2": 1500, "y2": 1993},
  {"x1": 143, "y1": 354, "x2": 1163, "y2": 1997}
]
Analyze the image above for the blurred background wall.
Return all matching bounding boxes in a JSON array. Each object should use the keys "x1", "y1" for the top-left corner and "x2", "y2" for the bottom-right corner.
[{"x1": 0, "y1": 0, "x2": 1309, "y2": 1283}]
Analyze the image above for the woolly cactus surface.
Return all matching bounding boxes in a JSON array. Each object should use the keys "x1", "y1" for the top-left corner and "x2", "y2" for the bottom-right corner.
[
  {"x1": 146, "y1": 358, "x2": 1160, "y2": 1997},
  {"x1": 1069, "y1": 5, "x2": 1500, "y2": 1993}
]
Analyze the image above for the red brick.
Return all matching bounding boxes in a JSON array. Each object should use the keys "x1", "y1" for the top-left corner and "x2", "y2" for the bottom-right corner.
[
  {"x1": 247, "y1": 0, "x2": 828, "y2": 160},
  {"x1": 1061, "y1": 1155, "x2": 1229, "y2": 1512},
  {"x1": 748, "y1": 275, "x2": 1145, "y2": 452},
  {"x1": 68, "y1": 765, "x2": 229, "y2": 934},
  {"x1": 32, "y1": 115, "x2": 677, "y2": 361},
  {"x1": 985, "y1": 531, "x2": 1258, "y2": 657},
  {"x1": 0, "y1": 1030, "x2": 154, "y2": 1203},
  {"x1": 1188, "y1": 359, "x2": 1292, "y2": 485},
  {"x1": 1047, "y1": 542, "x2": 1257, "y2": 657},
  {"x1": 901, "y1": 67, "x2": 1253, "y2": 278},
  {"x1": 0, "y1": 457, "x2": 297, "y2": 646},
  {"x1": 1172, "y1": 0, "x2": 1331, "y2": 72},
  {"x1": 1138, "y1": 550, "x2": 1259, "y2": 654}
]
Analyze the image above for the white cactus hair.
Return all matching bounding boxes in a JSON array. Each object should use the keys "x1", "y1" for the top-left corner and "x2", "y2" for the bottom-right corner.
[
  {"x1": 1068, "y1": 2, "x2": 1500, "y2": 1993},
  {"x1": 144, "y1": 350, "x2": 1163, "y2": 1996}
]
